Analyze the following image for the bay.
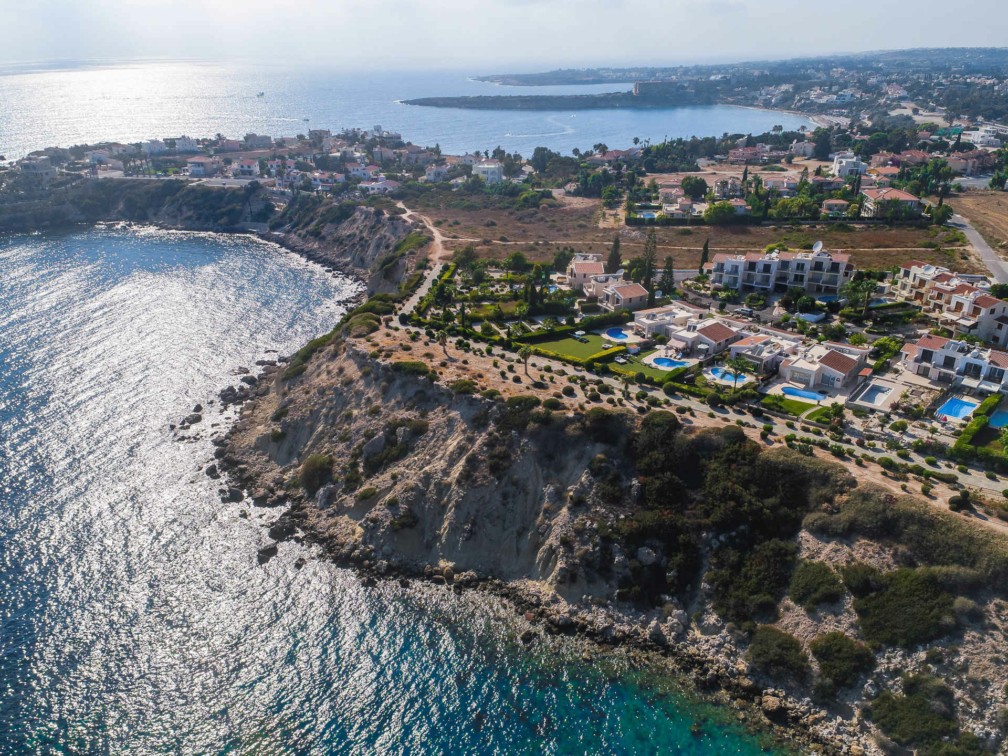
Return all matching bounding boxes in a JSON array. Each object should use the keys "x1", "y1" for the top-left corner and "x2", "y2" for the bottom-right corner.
[{"x1": 0, "y1": 61, "x2": 814, "y2": 161}]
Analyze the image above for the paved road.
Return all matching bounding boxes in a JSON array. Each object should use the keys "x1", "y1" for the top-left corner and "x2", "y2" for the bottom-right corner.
[{"x1": 951, "y1": 213, "x2": 1008, "y2": 284}]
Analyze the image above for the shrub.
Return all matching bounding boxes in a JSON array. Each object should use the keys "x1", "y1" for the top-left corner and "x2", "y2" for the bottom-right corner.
[
  {"x1": 810, "y1": 632, "x2": 875, "y2": 687},
  {"x1": 746, "y1": 626, "x2": 810, "y2": 680},
  {"x1": 869, "y1": 674, "x2": 958, "y2": 748},
  {"x1": 542, "y1": 397, "x2": 562, "y2": 411},
  {"x1": 706, "y1": 390, "x2": 722, "y2": 407},
  {"x1": 788, "y1": 560, "x2": 844, "y2": 611},
  {"x1": 853, "y1": 568, "x2": 955, "y2": 647},
  {"x1": 889, "y1": 420, "x2": 909, "y2": 432},
  {"x1": 562, "y1": 385, "x2": 575, "y2": 396},
  {"x1": 449, "y1": 379, "x2": 477, "y2": 394},
  {"x1": 356, "y1": 486, "x2": 378, "y2": 500},
  {"x1": 270, "y1": 429, "x2": 286, "y2": 443},
  {"x1": 662, "y1": 382, "x2": 677, "y2": 396},
  {"x1": 925, "y1": 456, "x2": 938, "y2": 466},
  {"x1": 300, "y1": 454, "x2": 333, "y2": 494}
]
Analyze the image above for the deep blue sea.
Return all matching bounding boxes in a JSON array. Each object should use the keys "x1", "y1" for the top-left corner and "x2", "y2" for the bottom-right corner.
[
  {"x1": 0, "y1": 227, "x2": 787, "y2": 753},
  {"x1": 0, "y1": 61, "x2": 813, "y2": 161}
]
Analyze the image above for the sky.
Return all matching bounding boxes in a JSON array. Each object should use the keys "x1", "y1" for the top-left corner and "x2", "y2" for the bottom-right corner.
[{"x1": 2, "y1": 0, "x2": 1008, "y2": 70}]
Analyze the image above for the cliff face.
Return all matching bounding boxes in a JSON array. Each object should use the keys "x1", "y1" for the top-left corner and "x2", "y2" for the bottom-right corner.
[{"x1": 0, "y1": 179, "x2": 425, "y2": 296}]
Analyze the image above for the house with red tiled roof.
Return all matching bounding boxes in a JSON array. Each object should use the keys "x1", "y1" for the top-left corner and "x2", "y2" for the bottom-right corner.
[
  {"x1": 860, "y1": 187, "x2": 921, "y2": 218},
  {"x1": 779, "y1": 342, "x2": 870, "y2": 389},
  {"x1": 567, "y1": 260, "x2": 606, "y2": 292},
  {"x1": 600, "y1": 282, "x2": 648, "y2": 312}
]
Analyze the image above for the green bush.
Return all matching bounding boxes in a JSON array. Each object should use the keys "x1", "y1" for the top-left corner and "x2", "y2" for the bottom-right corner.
[
  {"x1": 706, "y1": 390, "x2": 722, "y2": 407},
  {"x1": 853, "y1": 568, "x2": 955, "y2": 647},
  {"x1": 810, "y1": 631, "x2": 875, "y2": 687},
  {"x1": 449, "y1": 379, "x2": 477, "y2": 394},
  {"x1": 662, "y1": 382, "x2": 677, "y2": 396},
  {"x1": 869, "y1": 674, "x2": 959, "y2": 748},
  {"x1": 562, "y1": 385, "x2": 575, "y2": 396},
  {"x1": 890, "y1": 420, "x2": 909, "y2": 432},
  {"x1": 356, "y1": 486, "x2": 378, "y2": 500},
  {"x1": 746, "y1": 626, "x2": 810, "y2": 680},
  {"x1": 706, "y1": 539, "x2": 797, "y2": 626},
  {"x1": 300, "y1": 454, "x2": 333, "y2": 494},
  {"x1": 788, "y1": 561, "x2": 844, "y2": 611}
]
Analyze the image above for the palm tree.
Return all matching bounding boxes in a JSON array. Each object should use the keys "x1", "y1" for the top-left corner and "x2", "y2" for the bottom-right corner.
[
  {"x1": 437, "y1": 330, "x2": 448, "y2": 355},
  {"x1": 519, "y1": 345, "x2": 532, "y2": 375},
  {"x1": 724, "y1": 356, "x2": 752, "y2": 390}
]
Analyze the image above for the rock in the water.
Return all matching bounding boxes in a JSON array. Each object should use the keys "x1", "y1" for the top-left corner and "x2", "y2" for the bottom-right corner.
[
  {"x1": 520, "y1": 630, "x2": 536, "y2": 645},
  {"x1": 185, "y1": 413, "x2": 203, "y2": 425},
  {"x1": 362, "y1": 435, "x2": 386, "y2": 461},
  {"x1": 193, "y1": 404, "x2": 203, "y2": 413},
  {"x1": 257, "y1": 544, "x2": 278, "y2": 565},
  {"x1": 205, "y1": 464, "x2": 219, "y2": 479},
  {"x1": 225, "y1": 487, "x2": 243, "y2": 503},
  {"x1": 761, "y1": 695, "x2": 784, "y2": 719}
]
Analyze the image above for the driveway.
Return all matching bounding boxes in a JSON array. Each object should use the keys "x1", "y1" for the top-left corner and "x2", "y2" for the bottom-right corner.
[{"x1": 951, "y1": 214, "x2": 1008, "y2": 284}]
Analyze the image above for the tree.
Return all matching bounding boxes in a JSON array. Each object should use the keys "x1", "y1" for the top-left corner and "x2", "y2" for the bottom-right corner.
[
  {"x1": 437, "y1": 330, "x2": 448, "y2": 355},
  {"x1": 813, "y1": 130, "x2": 832, "y2": 161},
  {"x1": 642, "y1": 229, "x2": 658, "y2": 307},
  {"x1": 842, "y1": 277, "x2": 877, "y2": 318},
  {"x1": 503, "y1": 251, "x2": 528, "y2": 274},
  {"x1": 699, "y1": 238, "x2": 710, "y2": 277},
  {"x1": 703, "y1": 201, "x2": 737, "y2": 225},
  {"x1": 741, "y1": 166, "x2": 748, "y2": 184},
  {"x1": 681, "y1": 175, "x2": 709, "y2": 200},
  {"x1": 519, "y1": 345, "x2": 533, "y2": 375},
  {"x1": 607, "y1": 235, "x2": 622, "y2": 273},
  {"x1": 930, "y1": 204, "x2": 954, "y2": 226},
  {"x1": 723, "y1": 356, "x2": 752, "y2": 390},
  {"x1": 658, "y1": 255, "x2": 676, "y2": 296}
]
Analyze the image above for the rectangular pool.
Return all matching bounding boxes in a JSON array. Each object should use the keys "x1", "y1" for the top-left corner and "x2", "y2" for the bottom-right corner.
[
  {"x1": 860, "y1": 384, "x2": 892, "y2": 406},
  {"x1": 989, "y1": 409, "x2": 1008, "y2": 428},
  {"x1": 936, "y1": 397, "x2": 979, "y2": 420}
]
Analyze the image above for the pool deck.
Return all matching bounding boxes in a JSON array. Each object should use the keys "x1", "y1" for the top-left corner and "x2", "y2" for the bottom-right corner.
[
  {"x1": 845, "y1": 377, "x2": 902, "y2": 413},
  {"x1": 761, "y1": 378, "x2": 845, "y2": 405},
  {"x1": 642, "y1": 347, "x2": 697, "y2": 371},
  {"x1": 706, "y1": 368, "x2": 755, "y2": 387},
  {"x1": 594, "y1": 327, "x2": 644, "y2": 345}
]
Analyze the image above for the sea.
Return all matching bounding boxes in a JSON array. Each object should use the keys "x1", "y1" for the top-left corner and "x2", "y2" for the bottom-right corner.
[
  {"x1": 0, "y1": 227, "x2": 789, "y2": 754},
  {"x1": 0, "y1": 60, "x2": 814, "y2": 161}
]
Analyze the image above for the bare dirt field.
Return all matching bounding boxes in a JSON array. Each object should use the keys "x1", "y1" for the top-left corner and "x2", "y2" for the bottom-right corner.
[{"x1": 949, "y1": 191, "x2": 1008, "y2": 255}]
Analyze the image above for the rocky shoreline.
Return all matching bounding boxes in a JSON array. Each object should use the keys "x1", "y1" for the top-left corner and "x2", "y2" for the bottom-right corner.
[{"x1": 189, "y1": 344, "x2": 861, "y2": 756}]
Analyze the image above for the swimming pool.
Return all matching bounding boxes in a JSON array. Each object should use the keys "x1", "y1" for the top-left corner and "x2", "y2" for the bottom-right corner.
[
  {"x1": 990, "y1": 409, "x2": 1008, "y2": 428},
  {"x1": 546, "y1": 284, "x2": 559, "y2": 293},
  {"x1": 860, "y1": 384, "x2": 892, "y2": 406},
  {"x1": 638, "y1": 212, "x2": 658, "y2": 219},
  {"x1": 653, "y1": 357, "x2": 689, "y2": 369},
  {"x1": 605, "y1": 327, "x2": 629, "y2": 340},
  {"x1": 936, "y1": 397, "x2": 978, "y2": 420},
  {"x1": 782, "y1": 386, "x2": 827, "y2": 402},
  {"x1": 707, "y1": 367, "x2": 753, "y2": 385}
]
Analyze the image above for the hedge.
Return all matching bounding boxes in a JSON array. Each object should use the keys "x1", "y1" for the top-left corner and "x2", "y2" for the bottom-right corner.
[
  {"x1": 439, "y1": 263, "x2": 457, "y2": 282},
  {"x1": 951, "y1": 414, "x2": 989, "y2": 461},
  {"x1": 515, "y1": 310, "x2": 633, "y2": 345},
  {"x1": 976, "y1": 393, "x2": 1003, "y2": 418},
  {"x1": 527, "y1": 344, "x2": 627, "y2": 367}
]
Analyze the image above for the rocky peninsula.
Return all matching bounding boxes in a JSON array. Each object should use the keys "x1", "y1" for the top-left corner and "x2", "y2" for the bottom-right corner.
[{"x1": 197, "y1": 301, "x2": 1008, "y2": 756}]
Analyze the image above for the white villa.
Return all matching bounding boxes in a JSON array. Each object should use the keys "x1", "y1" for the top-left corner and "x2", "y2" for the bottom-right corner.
[
  {"x1": 473, "y1": 159, "x2": 503, "y2": 185},
  {"x1": 779, "y1": 342, "x2": 870, "y2": 388},
  {"x1": 567, "y1": 257, "x2": 606, "y2": 292},
  {"x1": 902, "y1": 334, "x2": 1008, "y2": 394}
]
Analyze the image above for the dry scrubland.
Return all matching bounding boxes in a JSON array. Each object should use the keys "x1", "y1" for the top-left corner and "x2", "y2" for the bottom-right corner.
[
  {"x1": 413, "y1": 195, "x2": 982, "y2": 273},
  {"x1": 950, "y1": 192, "x2": 1008, "y2": 255}
]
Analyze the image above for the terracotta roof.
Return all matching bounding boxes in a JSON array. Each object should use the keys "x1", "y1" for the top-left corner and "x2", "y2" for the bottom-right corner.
[
  {"x1": 610, "y1": 283, "x2": 647, "y2": 298},
  {"x1": 901, "y1": 344, "x2": 919, "y2": 358},
  {"x1": 819, "y1": 349, "x2": 858, "y2": 375},
  {"x1": 972, "y1": 295, "x2": 1002, "y2": 308},
  {"x1": 735, "y1": 335, "x2": 771, "y2": 346},
  {"x1": 916, "y1": 334, "x2": 950, "y2": 350},
  {"x1": 952, "y1": 283, "x2": 979, "y2": 295},
  {"x1": 933, "y1": 272, "x2": 956, "y2": 284},
  {"x1": 862, "y1": 187, "x2": 920, "y2": 202},
  {"x1": 571, "y1": 262, "x2": 604, "y2": 275},
  {"x1": 697, "y1": 323, "x2": 737, "y2": 343},
  {"x1": 989, "y1": 350, "x2": 1008, "y2": 368}
]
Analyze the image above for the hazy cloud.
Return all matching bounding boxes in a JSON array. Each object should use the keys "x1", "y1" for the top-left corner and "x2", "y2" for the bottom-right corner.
[{"x1": 1, "y1": 0, "x2": 1007, "y2": 69}]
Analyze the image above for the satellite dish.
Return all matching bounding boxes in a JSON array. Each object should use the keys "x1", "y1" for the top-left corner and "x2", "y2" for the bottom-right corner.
[{"x1": 812, "y1": 241, "x2": 824, "y2": 253}]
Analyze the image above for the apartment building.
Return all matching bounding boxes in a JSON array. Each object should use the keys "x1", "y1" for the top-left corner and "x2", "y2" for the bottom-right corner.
[
  {"x1": 706, "y1": 248, "x2": 854, "y2": 296},
  {"x1": 892, "y1": 262, "x2": 1006, "y2": 344},
  {"x1": 902, "y1": 334, "x2": 1008, "y2": 394}
]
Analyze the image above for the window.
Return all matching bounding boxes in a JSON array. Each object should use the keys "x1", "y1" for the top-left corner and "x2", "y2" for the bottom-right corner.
[{"x1": 821, "y1": 373, "x2": 837, "y2": 387}]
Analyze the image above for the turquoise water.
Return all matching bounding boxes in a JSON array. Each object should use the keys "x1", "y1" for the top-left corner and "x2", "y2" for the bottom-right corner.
[
  {"x1": 654, "y1": 357, "x2": 689, "y2": 369},
  {"x1": 606, "y1": 327, "x2": 630, "y2": 340},
  {"x1": 782, "y1": 386, "x2": 826, "y2": 401},
  {"x1": 0, "y1": 227, "x2": 787, "y2": 754},
  {"x1": 0, "y1": 61, "x2": 814, "y2": 160},
  {"x1": 708, "y1": 367, "x2": 752, "y2": 384},
  {"x1": 937, "y1": 397, "x2": 979, "y2": 420},
  {"x1": 989, "y1": 408, "x2": 1008, "y2": 428}
]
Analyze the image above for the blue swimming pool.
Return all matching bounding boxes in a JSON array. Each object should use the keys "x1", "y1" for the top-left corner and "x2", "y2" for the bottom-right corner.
[
  {"x1": 605, "y1": 327, "x2": 629, "y2": 340},
  {"x1": 708, "y1": 367, "x2": 753, "y2": 384},
  {"x1": 990, "y1": 409, "x2": 1008, "y2": 428},
  {"x1": 936, "y1": 397, "x2": 979, "y2": 420},
  {"x1": 782, "y1": 386, "x2": 827, "y2": 402},
  {"x1": 546, "y1": 284, "x2": 559, "y2": 293},
  {"x1": 654, "y1": 357, "x2": 689, "y2": 369},
  {"x1": 638, "y1": 212, "x2": 657, "y2": 219}
]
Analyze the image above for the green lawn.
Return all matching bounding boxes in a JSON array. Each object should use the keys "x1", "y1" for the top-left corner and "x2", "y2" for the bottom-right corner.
[
  {"x1": 614, "y1": 349, "x2": 683, "y2": 383},
  {"x1": 761, "y1": 394, "x2": 817, "y2": 416},
  {"x1": 806, "y1": 407, "x2": 835, "y2": 424},
  {"x1": 529, "y1": 333, "x2": 612, "y2": 361},
  {"x1": 973, "y1": 425, "x2": 1004, "y2": 452}
]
